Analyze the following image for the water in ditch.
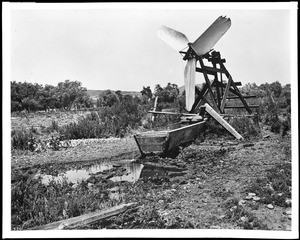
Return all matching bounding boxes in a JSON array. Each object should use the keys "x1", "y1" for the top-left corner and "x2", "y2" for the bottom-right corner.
[{"x1": 34, "y1": 159, "x2": 144, "y2": 186}]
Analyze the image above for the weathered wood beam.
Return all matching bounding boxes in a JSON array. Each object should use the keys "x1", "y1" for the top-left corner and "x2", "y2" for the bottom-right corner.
[
  {"x1": 222, "y1": 95, "x2": 257, "y2": 99},
  {"x1": 212, "y1": 63, "x2": 221, "y2": 107},
  {"x1": 196, "y1": 66, "x2": 226, "y2": 75},
  {"x1": 224, "y1": 105, "x2": 259, "y2": 108},
  {"x1": 220, "y1": 77, "x2": 232, "y2": 113},
  {"x1": 31, "y1": 202, "x2": 138, "y2": 230},
  {"x1": 198, "y1": 58, "x2": 219, "y2": 112},
  {"x1": 204, "y1": 103, "x2": 243, "y2": 140},
  {"x1": 191, "y1": 85, "x2": 208, "y2": 112}
]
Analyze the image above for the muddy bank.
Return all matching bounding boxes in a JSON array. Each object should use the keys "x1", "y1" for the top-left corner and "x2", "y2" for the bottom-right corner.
[{"x1": 11, "y1": 137, "x2": 139, "y2": 170}]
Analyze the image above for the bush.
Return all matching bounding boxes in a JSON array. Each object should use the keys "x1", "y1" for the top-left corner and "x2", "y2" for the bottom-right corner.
[
  {"x1": 59, "y1": 97, "x2": 145, "y2": 140},
  {"x1": 229, "y1": 116, "x2": 260, "y2": 139},
  {"x1": 11, "y1": 128, "x2": 35, "y2": 151},
  {"x1": 11, "y1": 175, "x2": 112, "y2": 230}
]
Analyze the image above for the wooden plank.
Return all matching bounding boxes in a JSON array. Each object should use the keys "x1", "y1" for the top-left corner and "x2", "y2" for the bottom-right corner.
[
  {"x1": 198, "y1": 58, "x2": 219, "y2": 112},
  {"x1": 148, "y1": 110, "x2": 181, "y2": 115},
  {"x1": 222, "y1": 95, "x2": 257, "y2": 99},
  {"x1": 212, "y1": 63, "x2": 221, "y2": 107},
  {"x1": 191, "y1": 85, "x2": 208, "y2": 112},
  {"x1": 167, "y1": 121, "x2": 207, "y2": 151},
  {"x1": 31, "y1": 202, "x2": 138, "y2": 230},
  {"x1": 224, "y1": 105, "x2": 259, "y2": 108},
  {"x1": 220, "y1": 77, "x2": 232, "y2": 113},
  {"x1": 204, "y1": 103, "x2": 243, "y2": 140},
  {"x1": 196, "y1": 66, "x2": 226, "y2": 75}
]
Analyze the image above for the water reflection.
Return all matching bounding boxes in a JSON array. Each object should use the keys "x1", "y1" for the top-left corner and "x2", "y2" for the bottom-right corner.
[{"x1": 35, "y1": 159, "x2": 144, "y2": 185}]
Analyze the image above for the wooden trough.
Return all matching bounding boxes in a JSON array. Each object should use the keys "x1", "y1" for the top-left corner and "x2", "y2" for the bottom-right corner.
[{"x1": 134, "y1": 120, "x2": 207, "y2": 157}]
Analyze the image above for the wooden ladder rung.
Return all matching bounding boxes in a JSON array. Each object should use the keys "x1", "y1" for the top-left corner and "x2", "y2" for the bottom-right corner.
[
  {"x1": 224, "y1": 105, "x2": 260, "y2": 108},
  {"x1": 224, "y1": 95, "x2": 257, "y2": 99}
]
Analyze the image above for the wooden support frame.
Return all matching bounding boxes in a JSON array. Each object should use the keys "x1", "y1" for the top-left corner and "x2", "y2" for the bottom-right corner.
[{"x1": 191, "y1": 50, "x2": 254, "y2": 115}]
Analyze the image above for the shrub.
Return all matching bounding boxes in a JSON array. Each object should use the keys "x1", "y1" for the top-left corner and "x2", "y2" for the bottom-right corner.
[
  {"x1": 11, "y1": 128, "x2": 35, "y2": 151},
  {"x1": 59, "y1": 97, "x2": 145, "y2": 140},
  {"x1": 228, "y1": 116, "x2": 260, "y2": 139},
  {"x1": 11, "y1": 175, "x2": 112, "y2": 230}
]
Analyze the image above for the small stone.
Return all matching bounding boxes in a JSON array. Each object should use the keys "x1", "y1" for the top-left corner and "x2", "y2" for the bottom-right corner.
[
  {"x1": 288, "y1": 215, "x2": 292, "y2": 220},
  {"x1": 171, "y1": 188, "x2": 177, "y2": 192},
  {"x1": 158, "y1": 200, "x2": 164, "y2": 205},
  {"x1": 248, "y1": 193, "x2": 256, "y2": 197},
  {"x1": 245, "y1": 195, "x2": 253, "y2": 200},
  {"x1": 239, "y1": 200, "x2": 246, "y2": 205},
  {"x1": 240, "y1": 216, "x2": 247, "y2": 222},
  {"x1": 285, "y1": 199, "x2": 292, "y2": 206},
  {"x1": 284, "y1": 210, "x2": 292, "y2": 215},
  {"x1": 267, "y1": 204, "x2": 274, "y2": 209},
  {"x1": 253, "y1": 196, "x2": 260, "y2": 201}
]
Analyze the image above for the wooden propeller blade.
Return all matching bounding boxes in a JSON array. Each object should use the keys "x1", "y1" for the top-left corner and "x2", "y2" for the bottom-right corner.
[
  {"x1": 157, "y1": 25, "x2": 189, "y2": 51},
  {"x1": 190, "y1": 16, "x2": 231, "y2": 56},
  {"x1": 184, "y1": 58, "x2": 196, "y2": 111}
]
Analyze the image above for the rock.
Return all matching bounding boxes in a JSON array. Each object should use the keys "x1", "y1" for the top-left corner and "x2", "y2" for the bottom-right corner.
[
  {"x1": 253, "y1": 196, "x2": 260, "y2": 201},
  {"x1": 267, "y1": 204, "x2": 274, "y2": 209},
  {"x1": 284, "y1": 209, "x2": 292, "y2": 215},
  {"x1": 240, "y1": 216, "x2": 247, "y2": 222},
  {"x1": 245, "y1": 195, "x2": 253, "y2": 200},
  {"x1": 248, "y1": 193, "x2": 256, "y2": 197},
  {"x1": 285, "y1": 199, "x2": 292, "y2": 207},
  {"x1": 239, "y1": 200, "x2": 246, "y2": 205}
]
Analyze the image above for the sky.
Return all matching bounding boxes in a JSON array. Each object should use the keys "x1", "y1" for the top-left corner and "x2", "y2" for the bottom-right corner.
[{"x1": 6, "y1": 2, "x2": 297, "y2": 92}]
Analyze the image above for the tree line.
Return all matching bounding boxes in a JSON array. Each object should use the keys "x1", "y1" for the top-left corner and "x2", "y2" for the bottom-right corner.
[
  {"x1": 11, "y1": 79, "x2": 290, "y2": 113},
  {"x1": 11, "y1": 80, "x2": 93, "y2": 112}
]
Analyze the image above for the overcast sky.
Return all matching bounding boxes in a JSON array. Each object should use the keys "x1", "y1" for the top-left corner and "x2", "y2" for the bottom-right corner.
[{"x1": 7, "y1": 3, "x2": 297, "y2": 92}]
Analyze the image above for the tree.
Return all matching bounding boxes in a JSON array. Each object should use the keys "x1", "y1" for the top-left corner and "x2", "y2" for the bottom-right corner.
[
  {"x1": 154, "y1": 82, "x2": 179, "y2": 103},
  {"x1": 141, "y1": 86, "x2": 152, "y2": 99},
  {"x1": 97, "y1": 90, "x2": 119, "y2": 107},
  {"x1": 56, "y1": 80, "x2": 88, "y2": 110},
  {"x1": 259, "y1": 81, "x2": 282, "y2": 98}
]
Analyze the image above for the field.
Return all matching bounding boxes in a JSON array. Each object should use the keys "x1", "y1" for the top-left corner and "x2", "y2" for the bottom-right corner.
[{"x1": 9, "y1": 106, "x2": 293, "y2": 234}]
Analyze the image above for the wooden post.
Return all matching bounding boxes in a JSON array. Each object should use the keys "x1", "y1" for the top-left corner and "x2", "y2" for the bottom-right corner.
[
  {"x1": 204, "y1": 103, "x2": 243, "y2": 140},
  {"x1": 198, "y1": 58, "x2": 219, "y2": 112},
  {"x1": 220, "y1": 77, "x2": 232, "y2": 113}
]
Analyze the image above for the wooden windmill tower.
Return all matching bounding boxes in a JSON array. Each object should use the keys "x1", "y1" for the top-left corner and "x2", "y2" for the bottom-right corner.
[{"x1": 157, "y1": 16, "x2": 258, "y2": 116}]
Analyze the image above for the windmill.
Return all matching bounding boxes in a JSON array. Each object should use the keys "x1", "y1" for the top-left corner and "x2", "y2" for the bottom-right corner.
[{"x1": 157, "y1": 16, "x2": 257, "y2": 115}]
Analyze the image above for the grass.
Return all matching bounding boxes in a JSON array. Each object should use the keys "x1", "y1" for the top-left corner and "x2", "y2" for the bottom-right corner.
[
  {"x1": 11, "y1": 172, "x2": 121, "y2": 230},
  {"x1": 246, "y1": 162, "x2": 291, "y2": 207},
  {"x1": 222, "y1": 197, "x2": 268, "y2": 230}
]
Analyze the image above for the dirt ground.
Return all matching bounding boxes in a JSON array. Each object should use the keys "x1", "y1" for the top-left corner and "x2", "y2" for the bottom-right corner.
[{"x1": 10, "y1": 126, "x2": 293, "y2": 232}]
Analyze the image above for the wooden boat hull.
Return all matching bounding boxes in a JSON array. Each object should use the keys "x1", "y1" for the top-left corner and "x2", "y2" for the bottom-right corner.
[{"x1": 134, "y1": 121, "x2": 206, "y2": 157}]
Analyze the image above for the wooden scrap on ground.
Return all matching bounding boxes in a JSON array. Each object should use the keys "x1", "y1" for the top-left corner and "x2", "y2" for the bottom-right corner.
[
  {"x1": 204, "y1": 103, "x2": 243, "y2": 140},
  {"x1": 31, "y1": 202, "x2": 138, "y2": 230}
]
